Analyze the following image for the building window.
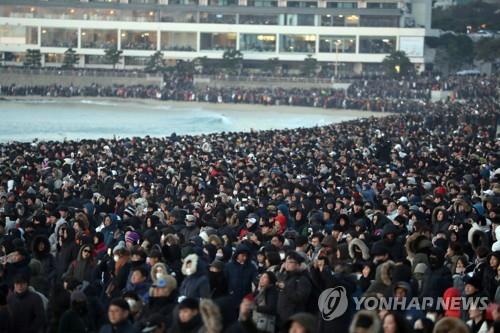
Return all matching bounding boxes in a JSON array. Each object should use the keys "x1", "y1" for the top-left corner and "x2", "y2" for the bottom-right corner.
[
  {"x1": 81, "y1": 29, "x2": 117, "y2": 49},
  {"x1": 169, "y1": 0, "x2": 198, "y2": 4},
  {"x1": 326, "y1": 2, "x2": 357, "y2": 8},
  {"x1": 345, "y1": 15, "x2": 359, "y2": 26},
  {"x1": 366, "y1": 2, "x2": 397, "y2": 9},
  {"x1": 321, "y1": 14, "x2": 345, "y2": 26},
  {"x1": 279, "y1": 34, "x2": 316, "y2": 53},
  {"x1": 121, "y1": 31, "x2": 157, "y2": 50},
  {"x1": 280, "y1": 14, "x2": 314, "y2": 26},
  {"x1": 287, "y1": 1, "x2": 317, "y2": 7},
  {"x1": 319, "y1": 35, "x2": 355, "y2": 53},
  {"x1": 44, "y1": 53, "x2": 65, "y2": 63},
  {"x1": 208, "y1": 0, "x2": 238, "y2": 5},
  {"x1": 160, "y1": 10, "x2": 196, "y2": 22},
  {"x1": 359, "y1": 36, "x2": 396, "y2": 53},
  {"x1": 360, "y1": 15, "x2": 399, "y2": 27},
  {"x1": 247, "y1": 0, "x2": 278, "y2": 6},
  {"x1": 239, "y1": 14, "x2": 278, "y2": 25},
  {"x1": 199, "y1": 12, "x2": 236, "y2": 24},
  {"x1": 41, "y1": 27, "x2": 77, "y2": 48},
  {"x1": 298, "y1": 14, "x2": 315, "y2": 26},
  {"x1": 124, "y1": 56, "x2": 150, "y2": 66},
  {"x1": 161, "y1": 32, "x2": 197, "y2": 51},
  {"x1": 0, "y1": 25, "x2": 37, "y2": 45},
  {"x1": 200, "y1": 32, "x2": 236, "y2": 50},
  {"x1": 240, "y1": 34, "x2": 276, "y2": 52},
  {"x1": 85, "y1": 55, "x2": 108, "y2": 65}
]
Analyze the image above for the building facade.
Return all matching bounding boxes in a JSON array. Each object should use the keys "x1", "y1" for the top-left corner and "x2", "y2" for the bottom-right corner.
[{"x1": 0, "y1": 0, "x2": 435, "y2": 72}]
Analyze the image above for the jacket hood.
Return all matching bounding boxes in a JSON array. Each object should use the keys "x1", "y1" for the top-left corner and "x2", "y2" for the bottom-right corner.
[
  {"x1": 443, "y1": 287, "x2": 461, "y2": 318},
  {"x1": 199, "y1": 299, "x2": 223, "y2": 333},
  {"x1": 348, "y1": 238, "x2": 370, "y2": 261},
  {"x1": 77, "y1": 244, "x2": 94, "y2": 261},
  {"x1": 432, "y1": 207, "x2": 448, "y2": 224},
  {"x1": 182, "y1": 253, "x2": 200, "y2": 276},
  {"x1": 349, "y1": 310, "x2": 381, "y2": 333},
  {"x1": 405, "y1": 233, "x2": 432, "y2": 259},
  {"x1": 32, "y1": 235, "x2": 51, "y2": 256},
  {"x1": 468, "y1": 223, "x2": 489, "y2": 250},
  {"x1": 233, "y1": 243, "x2": 251, "y2": 260},
  {"x1": 375, "y1": 260, "x2": 395, "y2": 286}
]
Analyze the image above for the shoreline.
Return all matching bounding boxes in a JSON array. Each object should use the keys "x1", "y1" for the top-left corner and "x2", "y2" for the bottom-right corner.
[{"x1": 0, "y1": 96, "x2": 393, "y2": 119}]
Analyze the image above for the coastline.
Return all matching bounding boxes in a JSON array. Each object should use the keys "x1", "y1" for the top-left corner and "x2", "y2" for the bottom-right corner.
[{"x1": 0, "y1": 96, "x2": 392, "y2": 119}]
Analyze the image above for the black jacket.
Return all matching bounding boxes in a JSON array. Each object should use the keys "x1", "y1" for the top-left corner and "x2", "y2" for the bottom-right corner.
[
  {"x1": 277, "y1": 270, "x2": 312, "y2": 322},
  {"x1": 7, "y1": 290, "x2": 46, "y2": 333},
  {"x1": 32, "y1": 235, "x2": 56, "y2": 286},
  {"x1": 55, "y1": 229, "x2": 79, "y2": 279}
]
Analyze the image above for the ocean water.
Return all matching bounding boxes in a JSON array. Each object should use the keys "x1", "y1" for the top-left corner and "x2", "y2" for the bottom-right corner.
[{"x1": 0, "y1": 99, "x2": 361, "y2": 142}]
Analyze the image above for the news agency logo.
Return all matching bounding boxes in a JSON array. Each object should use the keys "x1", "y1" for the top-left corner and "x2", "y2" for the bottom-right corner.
[
  {"x1": 318, "y1": 287, "x2": 489, "y2": 322},
  {"x1": 318, "y1": 286, "x2": 349, "y2": 320}
]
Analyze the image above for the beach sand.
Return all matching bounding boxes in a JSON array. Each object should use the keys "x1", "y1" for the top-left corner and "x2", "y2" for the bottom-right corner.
[{"x1": 2, "y1": 96, "x2": 392, "y2": 119}]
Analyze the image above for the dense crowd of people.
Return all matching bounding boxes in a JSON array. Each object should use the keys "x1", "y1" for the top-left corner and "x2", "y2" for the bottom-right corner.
[
  {"x1": 1, "y1": 74, "x2": 498, "y2": 113},
  {"x1": 0, "y1": 73, "x2": 499, "y2": 333}
]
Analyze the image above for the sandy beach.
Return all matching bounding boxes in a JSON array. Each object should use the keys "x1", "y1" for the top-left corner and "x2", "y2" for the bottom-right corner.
[{"x1": 1, "y1": 96, "x2": 392, "y2": 119}]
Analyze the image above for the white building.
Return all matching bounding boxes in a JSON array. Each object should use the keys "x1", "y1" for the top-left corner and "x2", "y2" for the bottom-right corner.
[{"x1": 0, "y1": 0, "x2": 435, "y2": 73}]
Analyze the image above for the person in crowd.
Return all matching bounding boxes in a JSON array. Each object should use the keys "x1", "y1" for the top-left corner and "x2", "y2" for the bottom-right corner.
[
  {"x1": 0, "y1": 73, "x2": 499, "y2": 333},
  {"x1": 57, "y1": 290, "x2": 89, "y2": 333},
  {"x1": 99, "y1": 298, "x2": 140, "y2": 333},
  {"x1": 7, "y1": 273, "x2": 46, "y2": 333}
]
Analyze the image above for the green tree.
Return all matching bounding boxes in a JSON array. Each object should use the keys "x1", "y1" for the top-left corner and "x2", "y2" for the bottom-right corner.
[
  {"x1": 264, "y1": 57, "x2": 280, "y2": 75},
  {"x1": 475, "y1": 38, "x2": 500, "y2": 62},
  {"x1": 61, "y1": 48, "x2": 79, "y2": 69},
  {"x1": 145, "y1": 51, "x2": 165, "y2": 73},
  {"x1": 194, "y1": 56, "x2": 210, "y2": 74},
  {"x1": 104, "y1": 47, "x2": 123, "y2": 69},
  {"x1": 429, "y1": 33, "x2": 474, "y2": 73},
  {"x1": 432, "y1": 2, "x2": 500, "y2": 33},
  {"x1": 24, "y1": 49, "x2": 42, "y2": 68},
  {"x1": 221, "y1": 49, "x2": 243, "y2": 75},
  {"x1": 301, "y1": 55, "x2": 318, "y2": 77},
  {"x1": 176, "y1": 59, "x2": 195, "y2": 76},
  {"x1": 382, "y1": 51, "x2": 413, "y2": 77}
]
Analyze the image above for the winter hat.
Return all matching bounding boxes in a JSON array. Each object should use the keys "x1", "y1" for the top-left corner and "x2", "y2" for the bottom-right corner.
[
  {"x1": 209, "y1": 259, "x2": 225, "y2": 271},
  {"x1": 125, "y1": 231, "x2": 140, "y2": 244},
  {"x1": 464, "y1": 275, "x2": 482, "y2": 290},
  {"x1": 434, "y1": 186, "x2": 447, "y2": 197},
  {"x1": 124, "y1": 204, "x2": 136, "y2": 218},
  {"x1": 443, "y1": 288, "x2": 461, "y2": 318},
  {"x1": 179, "y1": 297, "x2": 199, "y2": 310},
  {"x1": 71, "y1": 290, "x2": 87, "y2": 303},
  {"x1": 247, "y1": 213, "x2": 258, "y2": 224},
  {"x1": 113, "y1": 241, "x2": 126, "y2": 253},
  {"x1": 286, "y1": 251, "x2": 305, "y2": 264},
  {"x1": 371, "y1": 242, "x2": 389, "y2": 256}
]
